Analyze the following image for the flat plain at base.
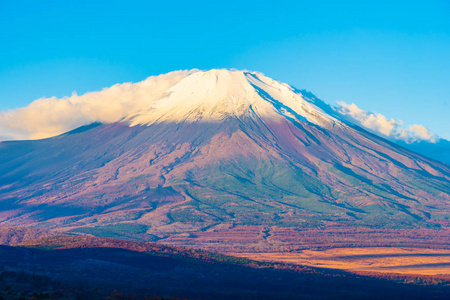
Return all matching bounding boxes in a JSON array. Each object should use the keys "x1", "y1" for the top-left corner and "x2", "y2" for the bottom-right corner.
[{"x1": 229, "y1": 247, "x2": 450, "y2": 276}]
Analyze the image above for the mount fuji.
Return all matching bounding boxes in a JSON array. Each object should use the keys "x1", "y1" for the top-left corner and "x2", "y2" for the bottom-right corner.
[{"x1": 0, "y1": 69, "x2": 449, "y2": 250}]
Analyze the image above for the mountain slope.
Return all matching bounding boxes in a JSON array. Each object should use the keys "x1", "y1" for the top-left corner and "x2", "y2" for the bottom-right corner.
[{"x1": 0, "y1": 69, "x2": 449, "y2": 250}]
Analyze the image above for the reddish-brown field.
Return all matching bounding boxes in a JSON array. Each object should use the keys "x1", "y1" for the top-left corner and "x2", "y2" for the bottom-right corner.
[
  {"x1": 230, "y1": 247, "x2": 450, "y2": 276},
  {"x1": 0, "y1": 235, "x2": 446, "y2": 299},
  {"x1": 161, "y1": 225, "x2": 450, "y2": 252}
]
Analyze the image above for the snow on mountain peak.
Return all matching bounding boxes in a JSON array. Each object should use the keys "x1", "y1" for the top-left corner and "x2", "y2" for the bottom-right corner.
[
  {"x1": 0, "y1": 68, "x2": 338, "y2": 141},
  {"x1": 128, "y1": 69, "x2": 335, "y2": 127}
]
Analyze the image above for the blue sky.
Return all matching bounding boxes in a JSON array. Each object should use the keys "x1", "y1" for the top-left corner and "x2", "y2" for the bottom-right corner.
[{"x1": 1, "y1": 0, "x2": 449, "y2": 139}]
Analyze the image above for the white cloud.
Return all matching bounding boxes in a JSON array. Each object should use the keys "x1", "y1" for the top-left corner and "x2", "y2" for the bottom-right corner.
[
  {"x1": 0, "y1": 70, "x2": 195, "y2": 141},
  {"x1": 336, "y1": 101, "x2": 437, "y2": 143},
  {"x1": 0, "y1": 69, "x2": 439, "y2": 145},
  {"x1": 406, "y1": 124, "x2": 436, "y2": 141}
]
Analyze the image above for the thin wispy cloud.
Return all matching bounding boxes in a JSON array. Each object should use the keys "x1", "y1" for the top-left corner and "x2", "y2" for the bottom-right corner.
[{"x1": 336, "y1": 101, "x2": 437, "y2": 143}]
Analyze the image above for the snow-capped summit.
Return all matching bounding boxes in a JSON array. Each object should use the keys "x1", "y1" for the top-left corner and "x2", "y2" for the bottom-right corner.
[{"x1": 128, "y1": 69, "x2": 336, "y2": 128}]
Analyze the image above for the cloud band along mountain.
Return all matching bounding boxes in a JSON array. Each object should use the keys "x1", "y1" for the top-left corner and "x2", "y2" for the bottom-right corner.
[{"x1": 0, "y1": 69, "x2": 449, "y2": 250}]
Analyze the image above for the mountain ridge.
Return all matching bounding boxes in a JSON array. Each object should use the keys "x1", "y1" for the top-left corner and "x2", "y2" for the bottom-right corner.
[
  {"x1": 2, "y1": 69, "x2": 447, "y2": 164},
  {"x1": 0, "y1": 69, "x2": 449, "y2": 251}
]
